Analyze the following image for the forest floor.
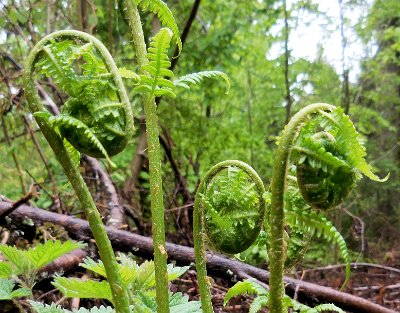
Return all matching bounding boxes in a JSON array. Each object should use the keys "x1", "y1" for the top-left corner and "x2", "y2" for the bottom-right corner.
[{"x1": 172, "y1": 260, "x2": 400, "y2": 312}]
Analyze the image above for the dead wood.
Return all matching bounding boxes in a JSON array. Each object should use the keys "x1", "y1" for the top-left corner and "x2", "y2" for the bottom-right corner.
[{"x1": 0, "y1": 198, "x2": 396, "y2": 313}]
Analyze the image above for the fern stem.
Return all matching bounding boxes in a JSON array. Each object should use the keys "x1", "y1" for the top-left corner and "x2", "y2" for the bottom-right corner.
[
  {"x1": 193, "y1": 160, "x2": 266, "y2": 313},
  {"x1": 269, "y1": 103, "x2": 335, "y2": 313},
  {"x1": 23, "y1": 30, "x2": 132, "y2": 313},
  {"x1": 124, "y1": 1, "x2": 170, "y2": 312}
]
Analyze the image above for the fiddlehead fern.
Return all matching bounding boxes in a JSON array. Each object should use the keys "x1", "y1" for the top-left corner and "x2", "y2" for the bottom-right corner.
[
  {"x1": 23, "y1": 30, "x2": 133, "y2": 313},
  {"x1": 194, "y1": 103, "x2": 386, "y2": 313},
  {"x1": 270, "y1": 103, "x2": 386, "y2": 313},
  {"x1": 25, "y1": 32, "x2": 135, "y2": 166},
  {"x1": 193, "y1": 160, "x2": 266, "y2": 312}
]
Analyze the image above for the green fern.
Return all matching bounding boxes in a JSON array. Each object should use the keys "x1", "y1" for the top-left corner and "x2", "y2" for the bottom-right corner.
[
  {"x1": 224, "y1": 279, "x2": 267, "y2": 305},
  {"x1": 34, "y1": 38, "x2": 132, "y2": 162},
  {"x1": 135, "y1": 28, "x2": 176, "y2": 98},
  {"x1": 135, "y1": 0, "x2": 182, "y2": 54},
  {"x1": 285, "y1": 186, "x2": 351, "y2": 288},
  {"x1": 202, "y1": 165, "x2": 263, "y2": 254},
  {"x1": 317, "y1": 108, "x2": 388, "y2": 182},
  {"x1": 173, "y1": 71, "x2": 231, "y2": 94}
]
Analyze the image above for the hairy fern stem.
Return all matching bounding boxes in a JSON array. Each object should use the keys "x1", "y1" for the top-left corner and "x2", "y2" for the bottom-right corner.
[
  {"x1": 124, "y1": 1, "x2": 170, "y2": 312},
  {"x1": 193, "y1": 160, "x2": 267, "y2": 313},
  {"x1": 269, "y1": 103, "x2": 335, "y2": 313},
  {"x1": 23, "y1": 30, "x2": 131, "y2": 313}
]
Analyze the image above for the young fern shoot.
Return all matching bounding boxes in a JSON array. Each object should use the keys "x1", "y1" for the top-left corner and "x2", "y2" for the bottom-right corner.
[
  {"x1": 193, "y1": 103, "x2": 387, "y2": 313},
  {"x1": 124, "y1": 2, "x2": 230, "y2": 311},
  {"x1": 23, "y1": 30, "x2": 133, "y2": 313}
]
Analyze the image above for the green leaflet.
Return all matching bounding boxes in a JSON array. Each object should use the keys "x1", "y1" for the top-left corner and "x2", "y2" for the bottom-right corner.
[
  {"x1": 79, "y1": 256, "x2": 188, "y2": 291},
  {"x1": 0, "y1": 279, "x2": 31, "y2": 300},
  {"x1": 173, "y1": 71, "x2": 231, "y2": 94},
  {"x1": 135, "y1": 0, "x2": 182, "y2": 54},
  {"x1": 285, "y1": 186, "x2": 351, "y2": 289},
  {"x1": 133, "y1": 292, "x2": 202, "y2": 313},
  {"x1": 318, "y1": 108, "x2": 388, "y2": 182},
  {"x1": 135, "y1": 28, "x2": 176, "y2": 98},
  {"x1": 224, "y1": 279, "x2": 268, "y2": 305},
  {"x1": 52, "y1": 277, "x2": 113, "y2": 302},
  {"x1": 52, "y1": 255, "x2": 200, "y2": 313},
  {"x1": 0, "y1": 241, "x2": 86, "y2": 276}
]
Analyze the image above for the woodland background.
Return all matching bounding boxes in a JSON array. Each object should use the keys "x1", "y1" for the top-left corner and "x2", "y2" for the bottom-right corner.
[{"x1": 0, "y1": 0, "x2": 399, "y2": 311}]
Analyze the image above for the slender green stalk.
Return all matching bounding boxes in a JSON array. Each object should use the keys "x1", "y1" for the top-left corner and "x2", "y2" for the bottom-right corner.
[
  {"x1": 23, "y1": 30, "x2": 131, "y2": 313},
  {"x1": 124, "y1": 1, "x2": 170, "y2": 312},
  {"x1": 193, "y1": 160, "x2": 266, "y2": 313},
  {"x1": 269, "y1": 103, "x2": 335, "y2": 313}
]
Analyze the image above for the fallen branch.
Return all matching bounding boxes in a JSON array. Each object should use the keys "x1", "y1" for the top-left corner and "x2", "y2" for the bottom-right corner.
[{"x1": 0, "y1": 198, "x2": 395, "y2": 313}]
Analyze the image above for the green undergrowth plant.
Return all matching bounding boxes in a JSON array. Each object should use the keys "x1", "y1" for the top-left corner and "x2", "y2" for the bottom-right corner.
[
  {"x1": 0, "y1": 240, "x2": 85, "y2": 312},
  {"x1": 23, "y1": 1, "x2": 229, "y2": 312},
  {"x1": 224, "y1": 279, "x2": 345, "y2": 313},
  {"x1": 193, "y1": 103, "x2": 387, "y2": 313},
  {"x1": 29, "y1": 253, "x2": 201, "y2": 313}
]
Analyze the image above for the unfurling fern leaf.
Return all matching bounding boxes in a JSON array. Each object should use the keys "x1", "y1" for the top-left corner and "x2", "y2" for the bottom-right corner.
[
  {"x1": 174, "y1": 71, "x2": 231, "y2": 94},
  {"x1": 135, "y1": 28, "x2": 176, "y2": 98},
  {"x1": 198, "y1": 161, "x2": 266, "y2": 254},
  {"x1": 292, "y1": 107, "x2": 387, "y2": 211},
  {"x1": 135, "y1": 0, "x2": 182, "y2": 54},
  {"x1": 285, "y1": 186, "x2": 351, "y2": 288},
  {"x1": 33, "y1": 35, "x2": 134, "y2": 164}
]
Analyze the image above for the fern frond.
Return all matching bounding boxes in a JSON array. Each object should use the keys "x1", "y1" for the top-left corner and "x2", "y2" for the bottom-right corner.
[
  {"x1": 135, "y1": 0, "x2": 182, "y2": 54},
  {"x1": 50, "y1": 115, "x2": 115, "y2": 167},
  {"x1": 249, "y1": 295, "x2": 269, "y2": 313},
  {"x1": 285, "y1": 206, "x2": 350, "y2": 288},
  {"x1": 174, "y1": 71, "x2": 231, "y2": 94},
  {"x1": 63, "y1": 139, "x2": 81, "y2": 168},
  {"x1": 118, "y1": 67, "x2": 140, "y2": 81},
  {"x1": 135, "y1": 28, "x2": 176, "y2": 98},
  {"x1": 319, "y1": 108, "x2": 388, "y2": 182},
  {"x1": 36, "y1": 41, "x2": 79, "y2": 97},
  {"x1": 313, "y1": 303, "x2": 345, "y2": 312},
  {"x1": 224, "y1": 279, "x2": 268, "y2": 305}
]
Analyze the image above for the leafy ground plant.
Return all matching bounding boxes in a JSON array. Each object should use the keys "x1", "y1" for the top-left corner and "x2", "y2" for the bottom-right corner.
[
  {"x1": 193, "y1": 103, "x2": 387, "y2": 313},
  {"x1": 0, "y1": 240, "x2": 85, "y2": 312},
  {"x1": 29, "y1": 254, "x2": 201, "y2": 313}
]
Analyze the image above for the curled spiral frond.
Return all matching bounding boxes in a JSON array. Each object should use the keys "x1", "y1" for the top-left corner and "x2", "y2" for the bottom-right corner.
[
  {"x1": 292, "y1": 106, "x2": 387, "y2": 211},
  {"x1": 24, "y1": 30, "x2": 135, "y2": 164},
  {"x1": 193, "y1": 160, "x2": 266, "y2": 312},
  {"x1": 198, "y1": 160, "x2": 267, "y2": 254}
]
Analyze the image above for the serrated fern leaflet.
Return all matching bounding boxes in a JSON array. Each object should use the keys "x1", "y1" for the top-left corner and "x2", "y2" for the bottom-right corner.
[
  {"x1": 174, "y1": 71, "x2": 231, "y2": 94},
  {"x1": 135, "y1": 28, "x2": 176, "y2": 98},
  {"x1": 135, "y1": 0, "x2": 182, "y2": 54}
]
